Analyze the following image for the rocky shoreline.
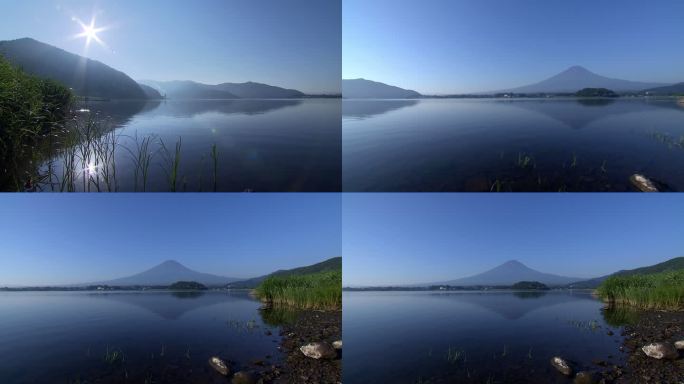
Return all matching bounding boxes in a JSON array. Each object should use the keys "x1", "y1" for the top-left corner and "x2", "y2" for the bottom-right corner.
[
  {"x1": 614, "y1": 310, "x2": 684, "y2": 383},
  {"x1": 274, "y1": 309, "x2": 342, "y2": 384},
  {"x1": 206, "y1": 308, "x2": 341, "y2": 384}
]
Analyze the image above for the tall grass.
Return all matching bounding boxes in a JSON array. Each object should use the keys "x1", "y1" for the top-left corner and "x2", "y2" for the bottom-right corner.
[
  {"x1": 596, "y1": 269, "x2": 684, "y2": 310},
  {"x1": 0, "y1": 55, "x2": 72, "y2": 189},
  {"x1": 254, "y1": 269, "x2": 341, "y2": 310}
]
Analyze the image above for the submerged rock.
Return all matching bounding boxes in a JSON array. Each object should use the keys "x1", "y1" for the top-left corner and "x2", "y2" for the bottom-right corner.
[
  {"x1": 300, "y1": 342, "x2": 337, "y2": 359},
  {"x1": 232, "y1": 371, "x2": 257, "y2": 384},
  {"x1": 641, "y1": 342, "x2": 679, "y2": 360},
  {"x1": 209, "y1": 356, "x2": 230, "y2": 376},
  {"x1": 550, "y1": 356, "x2": 573, "y2": 376},
  {"x1": 630, "y1": 174, "x2": 659, "y2": 192},
  {"x1": 675, "y1": 340, "x2": 684, "y2": 350},
  {"x1": 574, "y1": 371, "x2": 598, "y2": 384},
  {"x1": 332, "y1": 340, "x2": 342, "y2": 350}
]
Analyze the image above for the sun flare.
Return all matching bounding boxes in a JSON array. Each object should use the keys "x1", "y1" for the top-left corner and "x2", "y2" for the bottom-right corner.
[{"x1": 74, "y1": 17, "x2": 106, "y2": 48}]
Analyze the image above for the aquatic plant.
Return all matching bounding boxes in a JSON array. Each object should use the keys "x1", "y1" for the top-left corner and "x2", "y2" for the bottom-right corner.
[
  {"x1": 103, "y1": 345, "x2": 124, "y2": 364},
  {"x1": 568, "y1": 319, "x2": 601, "y2": 332},
  {"x1": 516, "y1": 152, "x2": 534, "y2": 169},
  {"x1": 160, "y1": 136, "x2": 182, "y2": 191},
  {"x1": 446, "y1": 346, "x2": 465, "y2": 364},
  {"x1": 254, "y1": 269, "x2": 342, "y2": 310},
  {"x1": 596, "y1": 269, "x2": 684, "y2": 310}
]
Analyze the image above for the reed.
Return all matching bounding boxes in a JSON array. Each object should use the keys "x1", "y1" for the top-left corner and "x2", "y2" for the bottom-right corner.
[
  {"x1": 596, "y1": 269, "x2": 684, "y2": 310},
  {"x1": 254, "y1": 269, "x2": 341, "y2": 310}
]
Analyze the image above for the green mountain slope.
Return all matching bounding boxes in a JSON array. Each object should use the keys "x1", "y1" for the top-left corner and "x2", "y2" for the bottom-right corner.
[
  {"x1": 227, "y1": 257, "x2": 341, "y2": 289},
  {"x1": 0, "y1": 38, "x2": 148, "y2": 99},
  {"x1": 570, "y1": 257, "x2": 684, "y2": 289},
  {"x1": 643, "y1": 82, "x2": 684, "y2": 95}
]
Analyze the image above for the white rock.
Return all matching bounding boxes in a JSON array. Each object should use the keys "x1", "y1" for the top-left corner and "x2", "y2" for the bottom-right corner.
[
  {"x1": 332, "y1": 340, "x2": 342, "y2": 350},
  {"x1": 675, "y1": 340, "x2": 684, "y2": 350},
  {"x1": 630, "y1": 174, "x2": 658, "y2": 192},
  {"x1": 209, "y1": 356, "x2": 230, "y2": 376},
  {"x1": 550, "y1": 356, "x2": 573, "y2": 376},
  {"x1": 300, "y1": 342, "x2": 337, "y2": 359},
  {"x1": 642, "y1": 342, "x2": 679, "y2": 360}
]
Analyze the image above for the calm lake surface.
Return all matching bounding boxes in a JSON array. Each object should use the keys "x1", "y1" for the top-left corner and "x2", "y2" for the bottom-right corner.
[
  {"x1": 343, "y1": 98, "x2": 684, "y2": 191},
  {"x1": 38, "y1": 99, "x2": 341, "y2": 192},
  {"x1": 0, "y1": 291, "x2": 287, "y2": 383},
  {"x1": 343, "y1": 291, "x2": 629, "y2": 384}
]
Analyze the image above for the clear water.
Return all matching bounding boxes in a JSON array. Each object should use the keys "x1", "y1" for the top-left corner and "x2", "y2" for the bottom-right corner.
[
  {"x1": 343, "y1": 291, "x2": 628, "y2": 384},
  {"x1": 39, "y1": 99, "x2": 341, "y2": 192},
  {"x1": 343, "y1": 98, "x2": 684, "y2": 191},
  {"x1": 0, "y1": 291, "x2": 287, "y2": 383}
]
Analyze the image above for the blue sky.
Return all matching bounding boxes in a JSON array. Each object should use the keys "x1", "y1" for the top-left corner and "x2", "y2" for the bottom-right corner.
[
  {"x1": 0, "y1": 0, "x2": 341, "y2": 93},
  {"x1": 0, "y1": 194, "x2": 341, "y2": 286},
  {"x1": 343, "y1": 0, "x2": 684, "y2": 94},
  {"x1": 343, "y1": 194, "x2": 684, "y2": 286}
]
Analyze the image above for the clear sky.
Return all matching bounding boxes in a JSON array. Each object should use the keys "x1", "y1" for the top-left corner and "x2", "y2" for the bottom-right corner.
[
  {"x1": 343, "y1": 194, "x2": 684, "y2": 286},
  {"x1": 0, "y1": 194, "x2": 341, "y2": 286},
  {"x1": 0, "y1": 0, "x2": 341, "y2": 94},
  {"x1": 343, "y1": 0, "x2": 684, "y2": 94}
]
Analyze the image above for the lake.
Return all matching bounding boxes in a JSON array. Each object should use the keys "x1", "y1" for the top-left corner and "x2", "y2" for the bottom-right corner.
[
  {"x1": 343, "y1": 98, "x2": 684, "y2": 191},
  {"x1": 0, "y1": 291, "x2": 289, "y2": 383},
  {"x1": 343, "y1": 291, "x2": 629, "y2": 383},
  {"x1": 36, "y1": 99, "x2": 341, "y2": 192}
]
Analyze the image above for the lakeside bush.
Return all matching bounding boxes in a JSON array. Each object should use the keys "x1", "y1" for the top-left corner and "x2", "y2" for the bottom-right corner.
[
  {"x1": 596, "y1": 269, "x2": 684, "y2": 310},
  {"x1": 254, "y1": 269, "x2": 341, "y2": 310}
]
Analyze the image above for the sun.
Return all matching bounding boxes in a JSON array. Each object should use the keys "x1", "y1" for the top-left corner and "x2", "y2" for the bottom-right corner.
[{"x1": 74, "y1": 17, "x2": 106, "y2": 48}]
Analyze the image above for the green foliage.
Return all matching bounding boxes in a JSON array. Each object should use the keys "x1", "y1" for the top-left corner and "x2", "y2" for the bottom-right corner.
[
  {"x1": 0, "y1": 55, "x2": 72, "y2": 187},
  {"x1": 596, "y1": 269, "x2": 684, "y2": 310},
  {"x1": 511, "y1": 281, "x2": 549, "y2": 290},
  {"x1": 254, "y1": 269, "x2": 341, "y2": 310},
  {"x1": 168, "y1": 281, "x2": 207, "y2": 290},
  {"x1": 575, "y1": 88, "x2": 618, "y2": 98}
]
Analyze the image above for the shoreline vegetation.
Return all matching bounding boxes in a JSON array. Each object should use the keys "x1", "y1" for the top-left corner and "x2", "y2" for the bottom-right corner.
[
  {"x1": 254, "y1": 269, "x2": 342, "y2": 310},
  {"x1": 596, "y1": 269, "x2": 684, "y2": 311}
]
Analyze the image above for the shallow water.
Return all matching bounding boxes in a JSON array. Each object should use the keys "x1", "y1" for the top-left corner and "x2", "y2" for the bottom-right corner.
[
  {"x1": 343, "y1": 98, "x2": 684, "y2": 191},
  {"x1": 0, "y1": 291, "x2": 286, "y2": 383},
  {"x1": 38, "y1": 99, "x2": 341, "y2": 192},
  {"x1": 343, "y1": 291, "x2": 628, "y2": 383}
]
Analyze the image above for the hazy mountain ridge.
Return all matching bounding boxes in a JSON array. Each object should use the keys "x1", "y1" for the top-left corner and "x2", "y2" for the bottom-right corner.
[
  {"x1": 0, "y1": 38, "x2": 308, "y2": 100},
  {"x1": 87, "y1": 257, "x2": 340, "y2": 288},
  {"x1": 140, "y1": 79, "x2": 305, "y2": 99},
  {"x1": 227, "y1": 256, "x2": 341, "y2": 289},
  {"x1": 138, "y1": 83, "x2": 163, "y2": 99},
  {"x1": 430, "y1": 260, "x2": 582, "y2": 287},
  {"x1": 342, "y1": 78, "x2": 422, "y2": 99},
  {"x1": 643, "y1": 82, "x2": 684, "y2": 95},
  {"x1": 501, "y1": 66, "x2": 666, "y2": 94},
  {"x1": 0, "y1": 37, "x2": 149, "y2": 99},
  {"x1": 95, "y1": 260, "x2": 239, "y2": 287}
]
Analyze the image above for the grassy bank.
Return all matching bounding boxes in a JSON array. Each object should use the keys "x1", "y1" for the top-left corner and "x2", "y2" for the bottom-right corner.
[
  {"x1": 254, "y1": 269, "x2": 342, "y2": 310},
  {"x1": 596, "y1": 269, "x2": 684, "y2": 310},
  {"x1": 0, "y1": 55, "x2": 72, "y2": 188}
]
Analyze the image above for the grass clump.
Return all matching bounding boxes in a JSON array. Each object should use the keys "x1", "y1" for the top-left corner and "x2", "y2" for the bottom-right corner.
[
  {"x1": 254, "y1": 269, "x2": 341, "y2": 310},
  {"x1": 596, "y1": 269, "x2": 684, "y2": 310}
]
